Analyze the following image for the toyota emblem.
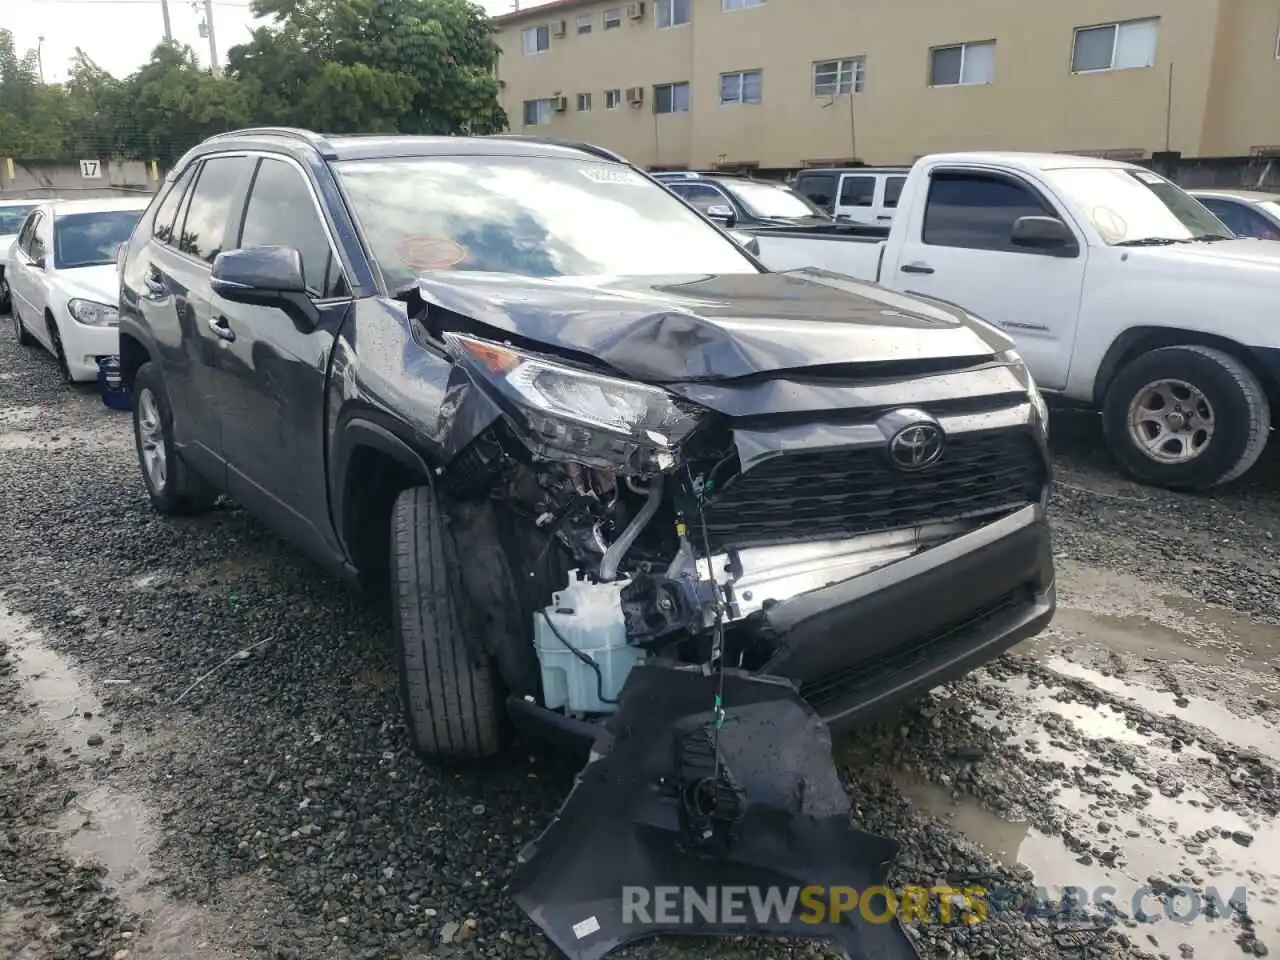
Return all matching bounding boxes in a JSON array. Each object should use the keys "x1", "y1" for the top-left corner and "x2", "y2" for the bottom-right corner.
[{"x1": 888, "y1": 423, "x2": 944, "y2": 470}]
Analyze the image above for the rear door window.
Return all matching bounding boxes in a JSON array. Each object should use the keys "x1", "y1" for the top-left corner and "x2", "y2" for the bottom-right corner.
[
  {"x1": 152, "y1": 165, "x2": 198, "y2": 247},
  {"x1": 176, "y1": 155, "x2": 256, "y2": 263},
  {"x1": 838, "y1": 175, "x2": 876, "y2": 207},
  {"x1": 923, "y1": 171, "x2": 1053, "y2": 252},
  {"x1": 884, "y1": 176, "x2": 907, "y2": 209},
  {"x1": 795, "y1": 173, "x2": 836, "y2": 209}
]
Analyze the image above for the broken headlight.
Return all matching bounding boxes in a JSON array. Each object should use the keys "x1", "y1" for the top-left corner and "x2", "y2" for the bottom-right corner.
[{"x1": 443, "y1": 331, "x2": 706, "y2": 474}]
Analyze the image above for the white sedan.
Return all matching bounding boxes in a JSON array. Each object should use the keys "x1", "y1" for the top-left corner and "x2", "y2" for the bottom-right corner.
[
  {"x1": 7, "y1": 196, "x2": 150, "y2": 382},
  {"x1": 0, "y1": 198, "x2": 54, "y2": 314}
]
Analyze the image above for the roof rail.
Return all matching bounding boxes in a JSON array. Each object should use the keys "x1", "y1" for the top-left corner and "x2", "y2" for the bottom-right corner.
[
  {"x1": 201, "y1": 127, "x2": 338, "y2": 159},
  {"x1": 483, "y1": 134, "x2": 629, "y2": 165}
]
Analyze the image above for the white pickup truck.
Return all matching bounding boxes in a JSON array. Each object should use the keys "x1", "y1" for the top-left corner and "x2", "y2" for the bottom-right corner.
[{"x1": 745, "y1": 152, "x2": 1280, "y2": 491}]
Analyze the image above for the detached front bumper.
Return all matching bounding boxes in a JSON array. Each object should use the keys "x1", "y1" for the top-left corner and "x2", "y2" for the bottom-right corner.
[{"x1": 756, "y1": 503, "x2": 1054, "y2": 729}]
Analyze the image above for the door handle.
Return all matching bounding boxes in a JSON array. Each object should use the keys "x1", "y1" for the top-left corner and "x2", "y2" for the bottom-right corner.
[
  {"x1": 876, "y1": 215, "x2": 892, "y2": 221},
  {"x1": 208, "y1": 315, "x2": 236, "y2": 342},
  {"x1": 901, "y1": 262, "x2": 934, "y2": 275},
  {"x1": 142, "y1": 268, "x2": 166, "y2": 297}
]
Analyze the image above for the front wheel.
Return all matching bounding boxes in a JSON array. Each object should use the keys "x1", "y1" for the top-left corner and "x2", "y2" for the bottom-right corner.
[
  {"x1": 390, "y1": 484, "x2": 502, "y2": 761},
  {"x1": 132, "y1": 362, "x2": 220, "y2": 515},
  {"x1": 1102, "y1": 345, "x2": 1270, "y2": 491}
]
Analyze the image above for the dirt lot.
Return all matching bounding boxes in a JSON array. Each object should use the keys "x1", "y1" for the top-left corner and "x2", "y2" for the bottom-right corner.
[{"x1": 1, "y1": 320, "x2": 1278, "y2": 960}]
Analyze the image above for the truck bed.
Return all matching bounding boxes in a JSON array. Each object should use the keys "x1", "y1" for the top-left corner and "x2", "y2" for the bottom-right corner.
[{"x1": 747, "y1": 224, "x2": 886, "y2": 280}]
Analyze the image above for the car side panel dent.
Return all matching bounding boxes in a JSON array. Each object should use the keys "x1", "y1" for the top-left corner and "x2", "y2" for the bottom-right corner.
[{"x1": 327, "y1": 297, "x2": 501, "y2": 557}]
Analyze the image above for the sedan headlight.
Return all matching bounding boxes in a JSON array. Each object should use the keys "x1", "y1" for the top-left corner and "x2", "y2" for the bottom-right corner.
[
  {"x1": 998, "y1": 347, "x2": 1049, "y2": 437},
  {"x1": 67, "y1": 298, "x2": 119, "y2": 327},
  {"x1": 443, "y1": 331, "x2": 706, "y2": 475}
]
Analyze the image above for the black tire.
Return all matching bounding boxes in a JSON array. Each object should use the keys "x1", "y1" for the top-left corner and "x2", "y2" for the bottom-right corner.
[
  {"x1": 45, "y1": 314, "x2": 73, "y2": 383},
  {"x1": 1102, "y1": 345, "x2": 1270, "y2": 491},
  {"x1": 10, "y1": 302, "x2": 34, "y2": 347},
  {"x1": 0, "y1": 271, "x2": 13, "y2": 318},
  {"x1": 390, "y1": 484, "x2": 502, "y2": 761},
  {"x1": 131, "y1": 362, "x2": 220, "y2": 515}
]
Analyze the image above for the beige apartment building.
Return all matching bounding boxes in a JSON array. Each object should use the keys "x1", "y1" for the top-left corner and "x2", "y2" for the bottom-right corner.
[{"x1": 492, "y1": 0, "x2": 1280, "y2": 170}]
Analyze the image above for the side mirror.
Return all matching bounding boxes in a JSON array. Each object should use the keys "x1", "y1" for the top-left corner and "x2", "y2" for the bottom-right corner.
[
  {"x1": 706, "y1": 203, "x2": 737, "y2": 228},
  {"x1": 211, "y1": 246, "x2": 317, "y2": 327},
  {"x1": 211, "y1": 246, "x2": 306, "y2": 301},
  {"x1": 1010, "y1": 216, "x2": 1078, "y2": 255}
]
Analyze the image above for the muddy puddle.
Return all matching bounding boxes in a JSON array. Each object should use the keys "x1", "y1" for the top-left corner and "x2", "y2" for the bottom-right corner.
[
  {"x1": 894, "y1": 566, "x2": 1280, "y2": 957},
  {"x1": 0, "y1": 608, "x2": 232, "y2": 959}
]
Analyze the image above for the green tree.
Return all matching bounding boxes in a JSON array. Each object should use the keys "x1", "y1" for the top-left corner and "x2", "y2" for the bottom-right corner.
[{"x1": 231, "y1": 0, "x2": 506, "y2": 135}]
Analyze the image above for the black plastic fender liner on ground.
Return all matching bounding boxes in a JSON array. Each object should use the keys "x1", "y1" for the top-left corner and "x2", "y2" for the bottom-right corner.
[{"x1": 508, "y1": 662, "x2": 921, "y2": 960}]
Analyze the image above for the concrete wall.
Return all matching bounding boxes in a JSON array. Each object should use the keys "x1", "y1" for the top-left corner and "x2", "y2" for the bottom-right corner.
[
  {"x1": 0, "y1": 159, "x2": 162, "y2": 201},
  {"x1": 494, "y1": 0, "x2": 1276, "y2": 170}
]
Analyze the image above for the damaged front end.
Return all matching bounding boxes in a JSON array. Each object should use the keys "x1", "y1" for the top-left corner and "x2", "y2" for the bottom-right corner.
[{"x1": 416, "y1": 281, "x2": 1048, "y2": 958}]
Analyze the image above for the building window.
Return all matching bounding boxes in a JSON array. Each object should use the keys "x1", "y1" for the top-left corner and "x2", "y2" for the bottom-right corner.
[
  {"x1": 576, "y1": 12, "x2": 592, "y2": 33},
  {"x1": 654, "y1": 81, "x2": 690, "y2": 113},
  {"x1": 576, "y1": 92, "x2": 592, "y2": 111},
  {"x1": 1071, "y1": 18, "x2": 1159, "y2": 73},
  {"x1": 522, "y1": 99, "x2": 553, "y2": 125},
  {"x1": 603, "y1": 7, "x2": 621, "y2": 28},
  {"x1": 813, "y1": 57, "x2": 865, "y2": 97},
  {"x1": 720, "y1": 69, "x2": 762, "y2": 104},
  {"x1": 655, "y1": 0, "x2": 690, "y2": 28},
  {"x1": 522, "y1": 25, "x2": 550, "y2": 54},
  {"x1": 605, "y1": 88, "x2": 622, "y2": 108},
  {"x1": 722, "y1": 0, "x2": 764, "y2": 8},
  {"x1": 929, "y1": 41, "x2": 995, "y2": 86}
]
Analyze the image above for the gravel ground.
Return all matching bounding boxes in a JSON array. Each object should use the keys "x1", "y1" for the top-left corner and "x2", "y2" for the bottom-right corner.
[{"x1": 1, "y1": 319, "x2": 1278, "y2": 960}]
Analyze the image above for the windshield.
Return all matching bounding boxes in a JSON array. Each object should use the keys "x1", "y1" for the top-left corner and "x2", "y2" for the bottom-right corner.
[
  {"x1": 0, "y1": 205, "x2": 37, "y2": 234},
  {"x1": 332, "y1": 156, "x2": 759, "y2": 291},
  {"x1": 721, "y1": 180, "x2": 830, "y2": 220},
  {"x1": 53, "y1": 210, "x2": 144, "y2": 269},
  {"x1": 1042, "y1": 167, "x2": 1229, "y2": 244}
]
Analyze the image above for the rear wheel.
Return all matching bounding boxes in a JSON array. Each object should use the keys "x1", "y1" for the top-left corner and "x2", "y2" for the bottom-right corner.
[
  {"x1": 132, "y1": 362, "x2": 220, "y2": 515},
  {"x1": 1102, "y1": 345, "x2": 1270, "y2": 490},
  {"x1": 391, "y1": 484, "x2": 502, "y2": 761}
]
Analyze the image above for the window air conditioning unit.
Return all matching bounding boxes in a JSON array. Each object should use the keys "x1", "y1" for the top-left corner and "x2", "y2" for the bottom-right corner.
[
  {"x1": 551, "y1": 19, "x2": 567, "y2": 37},
  {"x1": 552, "y1": 95, "x2": 569, "y2": 112},
  {"x1": 626, "y1": 2, "x2": 645, "y2": 19},
  {"x1": 626, "y1": 86, "x2": 644, "y2": 105}
]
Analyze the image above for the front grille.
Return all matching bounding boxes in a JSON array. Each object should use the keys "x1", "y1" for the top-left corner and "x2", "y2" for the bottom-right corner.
[
  {"x1": 690, "y1": 430, "x2": 1044, "y2": 553},
  {"x1": 799, "y1": 586, "x2": 1029, "y2": 708}
]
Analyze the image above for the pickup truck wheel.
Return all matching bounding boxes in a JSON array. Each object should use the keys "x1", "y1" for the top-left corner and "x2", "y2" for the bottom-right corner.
[
  {"x1": 1103, "y1": 345, "x2": 1270, "y2": 490},
  {"x1": 390, "y1": 485, "x2": 502, "y2": 761},
  {"x1": 131, "y1": 362, "x2": 220, "y2": 515}
]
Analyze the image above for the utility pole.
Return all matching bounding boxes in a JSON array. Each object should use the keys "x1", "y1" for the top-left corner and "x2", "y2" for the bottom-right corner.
[
  {"x1": 203, "y1": 0, "x2": 220, "y2": 75},
  {"x1": 160, "y1": 0, "x2": 173, "y2": 41}
]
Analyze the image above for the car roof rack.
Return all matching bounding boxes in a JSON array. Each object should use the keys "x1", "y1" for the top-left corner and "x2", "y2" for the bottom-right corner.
[
  {"x1": 484, "y1": 135, "x2": 628, "y2": 164},
  {"x1": 202, "y1": 127, "x2": 338, "y2": 159}
]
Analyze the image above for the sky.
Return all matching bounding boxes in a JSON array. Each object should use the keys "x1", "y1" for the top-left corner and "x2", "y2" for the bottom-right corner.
[{"x1": 5, "y1": 0, "x2": 545, "y2": 82}]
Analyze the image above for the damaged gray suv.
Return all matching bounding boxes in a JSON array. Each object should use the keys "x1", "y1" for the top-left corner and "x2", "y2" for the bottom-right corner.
[{"x1": 117, "y1": 128, "x2": 1054, "y2": 957}]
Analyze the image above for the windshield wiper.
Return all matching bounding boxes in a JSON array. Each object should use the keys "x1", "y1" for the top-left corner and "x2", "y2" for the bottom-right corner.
[
  {"x1": 1113, "y1": 237, "x2": 1187, "y2": 247},
  {"x1": 1191, "y1": 234, "x2": 1234, "y2": 242}
]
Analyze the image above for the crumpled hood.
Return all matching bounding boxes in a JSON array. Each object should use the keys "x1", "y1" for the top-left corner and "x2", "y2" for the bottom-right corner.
[
  {"x1": 414, "y1": 269, "x2": 1011, "y2": 383},
  {"x1": 54, "y1": 263, "x2": 119, "y2": 306}
]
